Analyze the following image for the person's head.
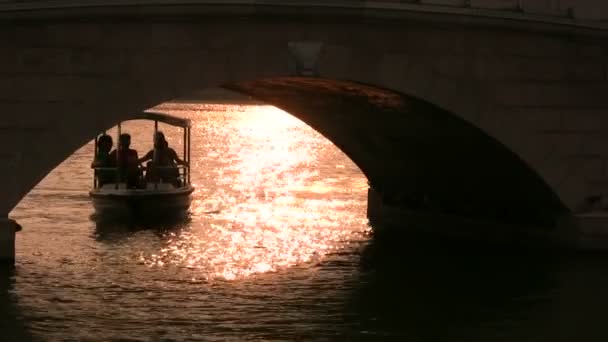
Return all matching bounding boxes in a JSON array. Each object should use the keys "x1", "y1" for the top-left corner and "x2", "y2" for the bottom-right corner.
[
  {"x1": 97, "y1": 134, "x2": 113, "y2": 153},
  {"x1": 153, "y1": 131, "x2": 166, "y2": 149},
  {"x1": 118, "y1": 133, "x2": 131, "y2": 149}
]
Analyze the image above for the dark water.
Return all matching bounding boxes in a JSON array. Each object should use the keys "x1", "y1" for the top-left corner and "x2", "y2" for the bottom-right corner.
[{"x1": 4, "y1": 103, "x2": 608, "y2": 341}]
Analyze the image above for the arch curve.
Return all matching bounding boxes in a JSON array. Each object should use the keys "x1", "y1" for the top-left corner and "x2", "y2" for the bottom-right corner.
[
  {"x1": 2, "y1": 17, "x2": 587, "y2": 224},
  {"x1": 227, "y1": 77, "x2": 568, "y2": 228}
]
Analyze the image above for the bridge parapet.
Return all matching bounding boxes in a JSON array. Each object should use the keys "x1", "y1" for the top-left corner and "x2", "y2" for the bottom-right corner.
[
  {"x1": 1, "y1": 3, "x2": 608, "y2": 254},
  {"x1": 0, "y1": 0, "x2": 607, "y2": 27}
]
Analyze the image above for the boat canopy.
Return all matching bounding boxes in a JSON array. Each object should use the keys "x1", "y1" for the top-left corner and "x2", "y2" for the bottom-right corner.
[{"x1": 124, "y1": 111, "x2": 191, "y2": 128}]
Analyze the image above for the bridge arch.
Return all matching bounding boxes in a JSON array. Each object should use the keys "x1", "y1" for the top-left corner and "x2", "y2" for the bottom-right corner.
[
  {"x1": 227, "y1": 77, "x2": 567, "y2": 228},
  {"x1": 3, "y1": 12, "x2": 606, "y2": 229},
  {"x1": 10, "y1": 74, "x2": 568, "y2": 230}
]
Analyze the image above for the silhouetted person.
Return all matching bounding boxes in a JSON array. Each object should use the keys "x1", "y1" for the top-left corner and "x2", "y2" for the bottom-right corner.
[
  {"x1": 91, "y1": 134, "x2": 115, "y2": 186},
  {"x1": 139, "y1": 132, "x2": 186, "y2": 186},
  {"x1": 109, "y1": 133, "x2": 140, "y2": 188}
]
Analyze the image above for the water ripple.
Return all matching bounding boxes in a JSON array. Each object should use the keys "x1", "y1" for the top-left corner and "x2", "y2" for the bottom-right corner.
[{"x1": 9, "y1": 103, "x2": 370, "y2": 341}]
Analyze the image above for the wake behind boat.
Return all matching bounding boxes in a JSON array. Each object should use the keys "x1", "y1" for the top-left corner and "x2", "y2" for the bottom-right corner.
[{"x1": 89, "y1": 111, "x2": 194, "y2": 219}]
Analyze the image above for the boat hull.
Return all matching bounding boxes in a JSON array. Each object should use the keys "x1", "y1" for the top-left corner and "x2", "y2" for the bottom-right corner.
[{"x1": 90, "y1": 185, "x2": 194, "y2": 220}]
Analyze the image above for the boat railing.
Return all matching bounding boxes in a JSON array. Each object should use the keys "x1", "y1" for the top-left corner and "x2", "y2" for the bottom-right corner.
[
  {"x1": 146, "y1": 165, "x2": 190, "y2": 189},
  {"x1": 92, "y1": 165, "x2": 190, "y2": 190},
  {"x1": 92, "y1": 112, "x2": 192, "y2": 191}
]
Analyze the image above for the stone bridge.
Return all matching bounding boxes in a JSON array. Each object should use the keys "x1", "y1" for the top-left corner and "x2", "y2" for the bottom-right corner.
[{"x1": 2, "y1": 0, "x2": 608, "y2": 261}]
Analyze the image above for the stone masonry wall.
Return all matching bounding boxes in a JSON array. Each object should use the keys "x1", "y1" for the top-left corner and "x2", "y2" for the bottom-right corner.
[
  {"x1": 0, "y1": 0, "x2": 608, "y2": 22},
  {"x1": 0, "y1": 9, "x2": 607, "y2": 215}
]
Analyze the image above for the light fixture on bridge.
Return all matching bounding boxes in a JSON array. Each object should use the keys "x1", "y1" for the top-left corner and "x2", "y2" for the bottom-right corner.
[{"x1": 288, "y1": 41, "x2": 323, "y2": 77}]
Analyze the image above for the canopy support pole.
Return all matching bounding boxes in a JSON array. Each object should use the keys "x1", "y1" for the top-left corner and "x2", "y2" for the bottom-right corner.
[
  {"x1": 93, "y1": 134, "x2": 98, "y2": 189},
  {"x1": 116, "y1": 122, "x2": 121, "y2": 189}
]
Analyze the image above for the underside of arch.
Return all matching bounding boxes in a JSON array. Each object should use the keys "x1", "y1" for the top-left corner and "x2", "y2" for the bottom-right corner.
[{"x1": 226, "y1": 77, "x2": 568, "y2": 229}]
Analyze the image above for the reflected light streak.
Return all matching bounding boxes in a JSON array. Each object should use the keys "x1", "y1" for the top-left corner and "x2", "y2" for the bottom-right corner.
[{"x1": 141, "y1": 103, "x2": 369, "y2": 280}]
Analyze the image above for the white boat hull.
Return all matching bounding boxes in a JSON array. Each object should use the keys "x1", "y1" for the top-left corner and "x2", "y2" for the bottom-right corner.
[{"x1": 90, "y1": 184, "x2": 194, "y2": 219}]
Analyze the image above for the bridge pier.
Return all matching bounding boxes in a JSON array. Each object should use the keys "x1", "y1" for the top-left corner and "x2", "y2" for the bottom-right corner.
[
  {"x1": 367, "y1": 187, "x2": 583, "y2": 248},
  {"x1": 0, "y1": 218, "x2": 20, "y2": 264},
  {"x1": 572, "y1": 213, "x2": 608, "y2": 250}
]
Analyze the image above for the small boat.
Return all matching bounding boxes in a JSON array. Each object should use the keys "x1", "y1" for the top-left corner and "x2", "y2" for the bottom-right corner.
[{"x1": 89, "y1": 111, "x2": 194, "y2": 219}]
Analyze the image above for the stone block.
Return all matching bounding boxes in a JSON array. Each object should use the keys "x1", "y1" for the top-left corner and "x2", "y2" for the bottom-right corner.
[
  {"x1": 575, "y1": 213, "x2": 608, "y2": 241},
  {"x1": 0, "y1": 48, "x2": 20, "y2": 73},
  {"x1": 10, "y1": 26, "x2": 52, "y2": 48},
  {"x1": 576, "y1": 45, "x2": 605, "y2": 58},
  {"x1": 68, "y1": 48, "x2": 128, "y2": 75},
  {"x1": 474, "y1": 55, "x2": 604, "y2": 82},
  {"x1": 584, "y1": 181, "x2": 608, "y2": 203},
  {"x1": 217, "y1": 44, "x2": 285, "y2": 84},
  {"x1": 477, "y1": 121, "x2": 588, "y2": 182},
  {"x1": 35, "y1": 23, "x2": 104, "y2": 48},
  {"x1": 3, "y1": 47, "x2": 128, "y2": 75},
  {"x1": 469, "y1": 0, "x2": 519, "y2": 10},
  {"x1": 519, "y1": 0, "x2": 570, "y2": 17},
  {"x1": 542, "y1": 132, "x2": 585, "y2": 157},
  {"x1": 403, "y1": 29, "x2": 467, "y2": 55},
  {"x1": 577, "y1": 156, "x2": 607, "y2": 182},
  {"x1": 0, "y1": 75, "x2": 137, "y2": 103},
  {"x1": 495, "y1": 107, "x2": 565, "y2": 132},
  {"x1": 367, "y1": 0, "x2": 418, "y2": 3},
  {"x1": 506, "y1": 131, "x2": 556, "y2": 165},
  {"x1": 125, "y1": 51, "x2": 183, "y2": 76},
  {"x1": 601, "y1": 159, "x2": 608, "y2": 179},
  {"x1": 189, "y1": 22, "x2": 255, "y2": 50},
  {"x1": 0, "y1": 103, "x2": 72, "y2": 128},
  {"x1": 535, "y1": 154, "x2": 576, "y2": 190},
  {"x1": 565, "y1": 60, "x2": 606, "y2": 81},
  {"x1": 579, "y1": 134, "x2": 608, "y2": 157},
  {"x1": 123, "y1": 49, "x2": 228, "y2": 75},
  {"x1": 0, "y1": 26, "x2": 15, "y2": 47},
  {"x1": 557, "y1": 165, "x2": 600, "y2": 209},
  {"x1": 373, "y1": 52, "x2": 438, "y2": 100},
  {"x1": 431, "y1": 55, "x2": 472, "y2": 79},
  {"x1": 0, "y1": 150, "x2": 21, "y2": 208},
  {"x1": 489, "y1": 82, "x2": 608, "y2": 107},
  {"x1": 376, "y1": 53, "x2": 410, "y2": 90},
  {"x1": 0, "y1": 218, "x2": 18, "y2": 264},
  {"x1": 570, "y1": 1, "x2": 608, "y2": 21},
  {"x1": 474, "y1": 55, "x2": 565, "y2": 81},
  {"x1": 17, "y1": 48, "x2": 72, "y2": 74},
  {"x1": 560, "y1": 109, "x2": 608, "y2": 132},
  {"x1": 425, "y1": 76, "x2": 483, "y2": 123},
  {"x1": 394, "y1": 58, "x2": 437, "y2": 100},
  {"x1": 0, "y1": 78, "x2": 16, "y2": 101},
  {"x1": 100, "y1": 23, "x2": 212, "y2": 49},
  {"x1": 318, "y1": 44, "x2": 352, "y2": 80},
  {"x1": 419, "y1": 0, "x2": 467, "y2": 6},
  {"x1": 476, "y1": 110, "x2": 550, "y2": 157},
  {"x1": 472, "y1": 31, "x2": 576, "y2": 57},
  {"x1": 346, "y1": 49, "x2": 385, "y2": 84},
  {"x1": 0, "y1": 129, "x2": 27, "y2": 150}
]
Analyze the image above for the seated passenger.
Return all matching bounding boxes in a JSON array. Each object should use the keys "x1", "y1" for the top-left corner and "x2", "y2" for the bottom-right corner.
[
  {"x1": 139, "y1": 132, "x2": 187, "y2": 186},
  {"x1": 109, "y1": 133, "x2": 141, "y2": 188},
  {"x1": 91, "y1": 134, "x2": 116, "y2": 186}
]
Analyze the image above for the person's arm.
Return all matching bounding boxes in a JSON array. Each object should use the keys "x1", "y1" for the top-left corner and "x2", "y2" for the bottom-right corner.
[
  {"x1": 91, "y1": 158, "x2": 105, "y2": 168},
  {"x1": 171, "y1": 149, "x2": 188, "y2": 165},
  {"x1": 138, "y1": 150, "x2": 152, "y2": 164},
  {"x1": 93, "y1": 152, "x2": 113, "y2": 168},
  {"x1": 131, "y1": 150, "x2": 140, "y2": 166},
  {"x1": 108, "y1": 150, "x2": 117, "y2": 165}
]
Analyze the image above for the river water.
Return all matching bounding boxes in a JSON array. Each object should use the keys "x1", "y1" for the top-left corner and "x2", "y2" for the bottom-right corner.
[{"x1": 4, "y1": 103, "x2": 608, "y2": 341}]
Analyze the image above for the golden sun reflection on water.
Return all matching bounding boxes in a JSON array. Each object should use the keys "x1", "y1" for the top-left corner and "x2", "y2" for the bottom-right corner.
[{"x1": 140, "y1": 104, "x2": 369, "y2": 280}]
